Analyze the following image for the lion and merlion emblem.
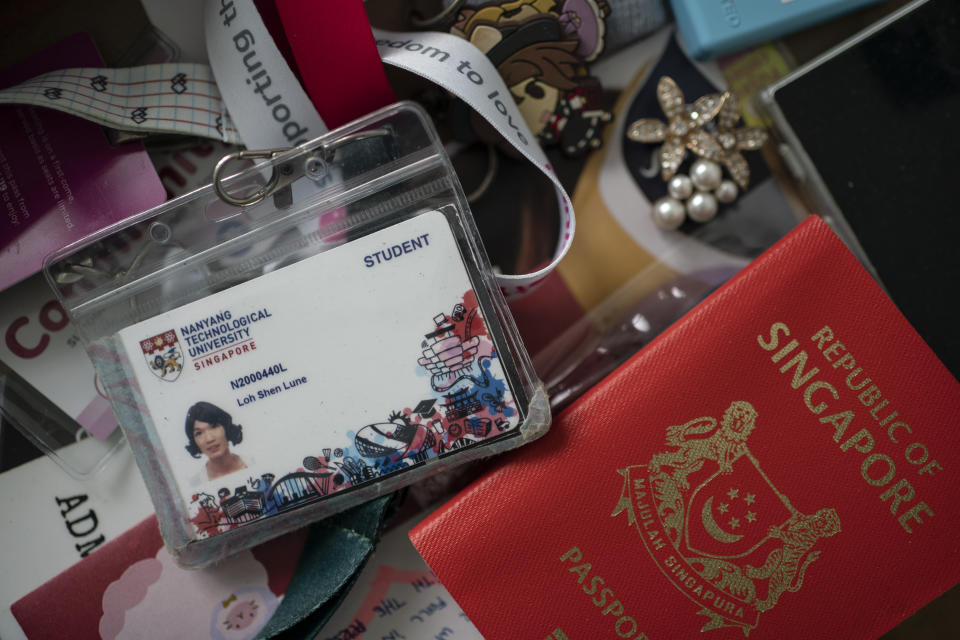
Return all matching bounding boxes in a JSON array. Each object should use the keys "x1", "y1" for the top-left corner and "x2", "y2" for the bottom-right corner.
[
  {"x1": 613, "y1": 401, "x2": 841, "y2": 635},
  {"x1": 139, "y1": 330, "x2": 183, "y2": 382}
]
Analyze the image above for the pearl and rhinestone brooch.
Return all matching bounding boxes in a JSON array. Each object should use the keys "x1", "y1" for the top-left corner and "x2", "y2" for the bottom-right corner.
[{"x1": 626, "y1": 76, "x2": 768, "y2": 230}]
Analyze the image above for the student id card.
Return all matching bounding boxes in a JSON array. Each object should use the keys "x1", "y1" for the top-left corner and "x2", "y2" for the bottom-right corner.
[{"x1": 118, "y1": 210, "x2": 520, "y2": 538}]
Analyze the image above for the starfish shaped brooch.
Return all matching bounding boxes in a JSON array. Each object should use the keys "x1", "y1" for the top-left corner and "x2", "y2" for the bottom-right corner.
[{"x1": 626, "y1": 76, "x2": 728, "y2": 180}]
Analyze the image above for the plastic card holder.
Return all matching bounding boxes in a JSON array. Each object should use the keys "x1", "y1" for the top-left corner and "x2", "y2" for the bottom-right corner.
[
  {"x1": 44, "y1": 103, "x2": 549, "y2": 568},
  {"x1": 0, "y1": 361, "x2": 126, "y2": 478}
]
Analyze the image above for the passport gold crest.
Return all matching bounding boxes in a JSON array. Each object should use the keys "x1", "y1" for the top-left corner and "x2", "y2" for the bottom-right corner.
[{"x1": 613, "y1": 400, "x2": 841, "y2": 635}]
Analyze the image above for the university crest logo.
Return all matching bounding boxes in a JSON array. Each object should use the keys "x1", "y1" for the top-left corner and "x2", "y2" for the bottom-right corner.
[
  {"x1": 139, "y1": 330, "x2": 183, "y2": 381},
  {"x1": 612, "y1": 400, "x2": 841, "y2": 635}
]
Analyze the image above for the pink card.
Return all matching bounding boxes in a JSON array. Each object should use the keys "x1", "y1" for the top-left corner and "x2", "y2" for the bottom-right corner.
[
  {"x1": 11, "y1": 516, "x2": 305, "y2": 639},
  {"x1": 0, "y1": 33, "x2": 165, "y2": 291}
]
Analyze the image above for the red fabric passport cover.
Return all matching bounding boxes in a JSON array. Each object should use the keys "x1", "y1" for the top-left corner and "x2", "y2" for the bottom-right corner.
[{"x1": 410, "y1": 216, "x2": 960, "y2": 639}]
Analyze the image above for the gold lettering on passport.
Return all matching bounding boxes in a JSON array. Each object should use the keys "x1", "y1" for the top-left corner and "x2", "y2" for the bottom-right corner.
[
  {"x1": 612, "y1": 401, "x2": 841, "y2": 635},
  {"x1": 558, "y1": 547, "x2": 650, "y2": 639},
  {"x1": 758, "y1": 321, "x2": 938, "y2": 533}
]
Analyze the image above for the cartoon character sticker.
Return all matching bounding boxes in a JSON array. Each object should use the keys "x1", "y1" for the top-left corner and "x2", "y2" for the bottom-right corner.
[{"x1": 450, "y1": 0, "x2": 613, "y2": 156}]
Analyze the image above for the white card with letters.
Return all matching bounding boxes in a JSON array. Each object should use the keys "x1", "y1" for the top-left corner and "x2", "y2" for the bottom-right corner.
[{"x1": 118, "y1": 210, "x2": 519, "y2": 539}]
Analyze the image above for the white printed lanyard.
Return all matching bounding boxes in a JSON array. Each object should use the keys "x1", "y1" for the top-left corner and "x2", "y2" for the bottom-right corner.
[{"x1": 0, "y1": 3, "x2": 576, "y2": 298}]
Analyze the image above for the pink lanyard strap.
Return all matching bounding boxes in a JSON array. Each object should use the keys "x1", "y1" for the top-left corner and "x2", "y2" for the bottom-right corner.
[{"x1": 272, "y1": 0, "x2": 395, "y2": 128}]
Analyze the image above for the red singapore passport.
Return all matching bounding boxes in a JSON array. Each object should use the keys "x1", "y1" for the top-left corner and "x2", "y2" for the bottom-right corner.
[{"x1": 411, "y1": 216, "x2": 960, "y2": 639}]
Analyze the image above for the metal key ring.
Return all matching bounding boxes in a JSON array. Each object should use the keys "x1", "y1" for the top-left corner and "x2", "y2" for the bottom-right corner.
[
  {"x1": 212, "y1": 148, "x2": 288, "y2": 208},
  {"x1": 212, "y1": 128, "x2": 393, "y2": 208}
]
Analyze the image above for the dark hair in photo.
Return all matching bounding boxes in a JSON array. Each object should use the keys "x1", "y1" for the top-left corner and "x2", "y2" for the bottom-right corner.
[{"x1": 184, "y1": 401, "x2": 243, "y2": 458}]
